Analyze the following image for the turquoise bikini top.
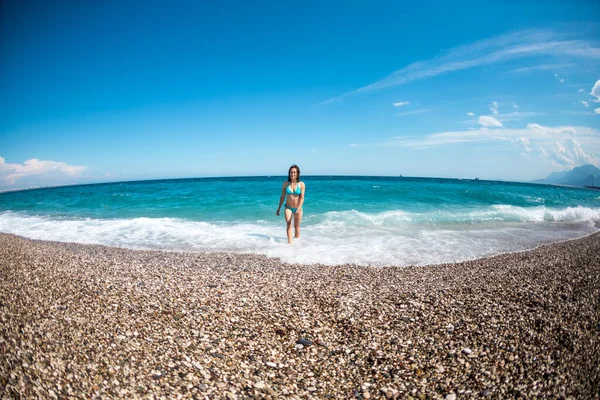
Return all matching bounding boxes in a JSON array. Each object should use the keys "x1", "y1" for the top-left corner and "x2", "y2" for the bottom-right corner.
[{"x1": 286, "y1": 182, "x2": 302, "y2": 195}]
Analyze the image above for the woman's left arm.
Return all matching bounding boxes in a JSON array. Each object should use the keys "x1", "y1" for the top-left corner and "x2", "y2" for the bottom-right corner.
[{"x1": 297, "y1": 182, "x2": 305, "y2": 210}]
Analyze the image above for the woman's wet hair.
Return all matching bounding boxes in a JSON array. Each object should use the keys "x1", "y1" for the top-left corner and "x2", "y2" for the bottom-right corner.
[{"x1": 288, "y1": 165, "x2": 300, "y2": 182}]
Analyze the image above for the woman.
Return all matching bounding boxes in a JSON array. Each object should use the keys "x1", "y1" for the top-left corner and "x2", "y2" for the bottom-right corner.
[{"x1": 276, "y1": 165, "x2": 305, "y2": 244}]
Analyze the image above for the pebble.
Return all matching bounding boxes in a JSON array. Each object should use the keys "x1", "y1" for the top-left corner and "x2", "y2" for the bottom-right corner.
[{"x1": 462, "y1": 348, "x2": 472, "y2": 355}]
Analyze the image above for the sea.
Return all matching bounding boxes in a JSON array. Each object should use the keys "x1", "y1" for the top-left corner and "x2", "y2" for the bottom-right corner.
[{"x1": 1, "y1": 176, "x2": 599, "y2": 266}]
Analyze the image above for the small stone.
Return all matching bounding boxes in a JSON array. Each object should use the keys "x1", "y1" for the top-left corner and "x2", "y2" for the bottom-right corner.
[
  {"x1": 295, "y1": 344, "x2": 304, "y2": 350},
  {"x1": 254, "y1": 381, "x2": 266, "y2": 389},
  {"x1": 362, "y1": 391, "x2": 371, "y2": 399},
  {"x1": 436, "y1": 365, "x2": 445, "y2": 373},
  {"x1": 307, "y1": 386, "x2": 317, "y2": 392},
  {"x1": 296, "y1": 338, "x2": 312, "y2": 346},
  {"x1": 265, "y1": 362, "x2": 277, "y2": 368},
  {"x1": 482, "y1": 389, "x2": 491, "y2": 397},
  {"x1": 445, "y1": 394, "x2": 456, "y2": 400},
  {"x1": 192, "y1": 362, "x2": 203, "y2": 370},
  {"x1": 462, "y1": 348, "x2": 472, "y2": 355}
]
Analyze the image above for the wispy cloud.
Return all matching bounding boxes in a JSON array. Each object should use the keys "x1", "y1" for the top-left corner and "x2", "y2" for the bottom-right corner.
[
  {"x1": 509, "y1": 137, "x2": 532, "y2": 155},
  {"x1": 318, "y1": 28, "x2": 600, "y2": 105},
  {"x1": 479, "y1": 116, "x2": 503, "y2": 127},
  {"x1": 0, "y1": 157, "x2": 86, "y2": 185},
  {"x1": 562, "y1": 110, "x2": 597, "y2": 116},
  {"x1": 595, "y1": 108, "x2": 600, "y2": 115},
  {"x1": 497, "y1": 111, "x2": 547, "y2": 121},
  {"x1": 395, "y1": 109, "x2": 432, "y2": 116},
  {"x1": 578, "y1": 88, "x2": 586, "y2": 92},
  {"x1": 554, "y1": 74, "x2": 565, "y2": 84},
  {"x1": 393, "y1": 101, "x2": 410, "y2": 107},
  {"x1": 467, "y1": 112, "x2": 475, "y2": 116},
  {"x1": 582, "y1": 101, "x2": 589, "y2": 107},
  {"x1": 462, "y1": 111, "x2": 547, "y2": 125},
  {"x1": 511, "y1": 62, "x2": 576, "y2": 73},
  {"x1": 592, "y1": 80, "x2": 600, "y2": 102},
  {"x1": 513, "y1": 103, "x2": 520, "y2": 109},
  {"x1": 349, "y1": 123, "x2": 599, "y2": 168},
  {"x1": 490, "y1": 101, "x2": 499, "y2": 115}
]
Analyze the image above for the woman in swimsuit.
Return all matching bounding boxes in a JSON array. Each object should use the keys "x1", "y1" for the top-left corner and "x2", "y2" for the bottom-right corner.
[{"x1": 276, "y1": 164, "x2": 305, "y2": 244}]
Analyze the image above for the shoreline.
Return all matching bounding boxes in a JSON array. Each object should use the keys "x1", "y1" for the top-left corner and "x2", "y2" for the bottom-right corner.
[{"x1": 1, "y1": 233, "x2": 599, "y2": 398}]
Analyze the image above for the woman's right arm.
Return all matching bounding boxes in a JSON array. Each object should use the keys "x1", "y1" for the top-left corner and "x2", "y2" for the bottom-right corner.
[{"x1": 276, "y1": 182, "x2": 286, "y2": 215}]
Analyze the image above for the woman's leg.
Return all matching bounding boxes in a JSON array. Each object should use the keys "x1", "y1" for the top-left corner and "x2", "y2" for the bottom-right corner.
[
  {"x1": 284, "y1": 208, "x2": 294, "y2": 244},
  {"x1": 294, "y1": 209, "x2": 303, "y2": 238}
]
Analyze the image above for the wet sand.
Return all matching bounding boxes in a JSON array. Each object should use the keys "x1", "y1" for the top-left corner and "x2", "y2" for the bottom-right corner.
[{"x1": 1, "y1": 232, "x2": 599, "y2": 399}]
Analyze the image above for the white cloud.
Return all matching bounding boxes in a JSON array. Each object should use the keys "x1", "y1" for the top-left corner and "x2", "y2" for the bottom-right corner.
[
  {"x1": 511, "y1": 62, "x2": 576, "y2": 73},
  {"x1": 349, "y1": 123, "x2": 600, "y2": 168},
  {"x1": 479, "y1": 116, "x2": 503, "y2": 127},
  {"x1": 393, "y1": 101, "x2": 410, "y2": 107},
  {"x1": 490, "y1": 101, "x2": 499, "y2": 115},
  {"x1": 513, "y1": 104, "x2": 519, "y2": 109},
  {"x1": 497, "y1": 111, "x2": 546, "y2": 122},
  {"x1": 510, "y1": 137, "x2": 532, "y2": 153},
  {"x1": 560, "y1": 78, "x2": 565, "y2": 84},
  {"x1": 578, "y1": 88, "x2": 585, "y2": 92},
  {"x1": 467, "y1": 112, "x2": 475, "y2": 116},
  {"x1": 582, "y1": 101, "x2": 589, "y2": 107},
  {"x1": 0, "y1": 157, "x2": 86, "y2": 185},
  {"x1": 461, "y1": 111, "x2": 546, "y2": 125},
  {"x1": 595, "y1": 108, "x2": 600, "y2": 115},
  {"x1": 318, "y1": 28, "x2": 600, "y2": 104},
  {"x1": 592, "y1": 80, "x2": 600, "y2": 102},
  {"x1": 395, "y1": 109, "x2": 432, "y2": 116}
]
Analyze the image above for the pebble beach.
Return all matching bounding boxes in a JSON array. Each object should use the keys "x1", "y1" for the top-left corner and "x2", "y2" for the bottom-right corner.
[{"x1": 1, "y1": 232, "x2": 599, "y2": 399}]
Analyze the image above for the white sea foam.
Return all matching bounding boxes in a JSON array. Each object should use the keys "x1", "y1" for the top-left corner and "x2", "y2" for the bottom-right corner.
[{"x1": 1, "y1": 206, "x2": 599, "y2": 266}]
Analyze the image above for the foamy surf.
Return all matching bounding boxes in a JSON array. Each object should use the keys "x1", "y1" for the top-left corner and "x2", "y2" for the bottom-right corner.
[{"x1": 1, "y1": 206, "x2": 598, "y2": 266}]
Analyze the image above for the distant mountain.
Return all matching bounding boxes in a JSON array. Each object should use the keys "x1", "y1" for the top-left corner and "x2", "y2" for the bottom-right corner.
[{"x1": 532, "y1": 164, "x2": 600, "y2": 187}]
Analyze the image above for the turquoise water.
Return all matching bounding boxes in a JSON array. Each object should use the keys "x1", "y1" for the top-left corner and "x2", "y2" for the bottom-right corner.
[{"x1": 1, "y1": 176, "x2": 599, "y2": 266}]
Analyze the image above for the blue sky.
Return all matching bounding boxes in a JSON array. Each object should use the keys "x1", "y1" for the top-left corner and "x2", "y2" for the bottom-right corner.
[{"x1": 1, "y1": 0, "x2": 599, "y2": 190}]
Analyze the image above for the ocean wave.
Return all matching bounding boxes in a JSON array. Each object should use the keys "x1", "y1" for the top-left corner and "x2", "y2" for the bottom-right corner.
[
  {"x1": 317, "y1": 205, "x2": 600, "y2": 226},
  {"x1": 1, "y1": 208, "x2": 599, "y2": 266}
]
